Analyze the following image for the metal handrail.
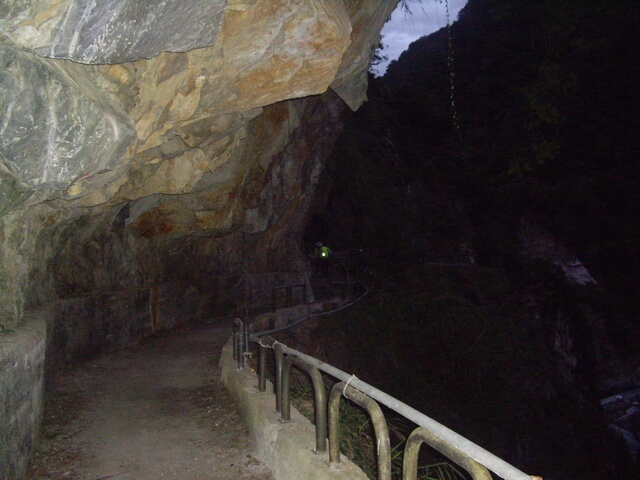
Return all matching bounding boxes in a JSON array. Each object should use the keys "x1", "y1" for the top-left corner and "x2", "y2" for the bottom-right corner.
[
  {"x1": 272, "y1": 283, "x2": 308, "y2": 310},
  {"x1": 402, "y1": 427, "x2": 492, "y2": 480},
  {"x1": 329, "y1": 382, "x2": 392, "y2": 480},
  {"x1": 251, "y1": 280, "x2": 369, "y2": 337},
  {"x1": 282, "y1": 355, "x2": 328, "y2": 453},
  {"x1": 234, "y1": 321, "x2": 541, "y2": 480}
]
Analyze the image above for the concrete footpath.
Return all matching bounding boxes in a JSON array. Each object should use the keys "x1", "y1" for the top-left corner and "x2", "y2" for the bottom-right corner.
[{"x1": 27, "y1": 319, "x2": 272, "y2": 480}]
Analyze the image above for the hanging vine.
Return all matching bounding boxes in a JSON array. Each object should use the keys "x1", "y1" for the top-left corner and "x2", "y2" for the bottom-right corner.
[{"x1": 442, "y1": 0, "x2": 463, "y2": 145}]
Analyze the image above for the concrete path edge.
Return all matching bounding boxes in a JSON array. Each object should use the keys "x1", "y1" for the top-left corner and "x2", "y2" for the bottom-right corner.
[{"x1": 220, "y1": 338, "x2": 368, "y2": 480}]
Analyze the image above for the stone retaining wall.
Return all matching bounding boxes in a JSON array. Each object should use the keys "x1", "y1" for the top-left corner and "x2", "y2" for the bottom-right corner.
[
  {"x1": 50, "y1": 278, "x2": 235, "y2": 366},
  {"x1": 0, "y1": 313, "x2": 47, "y2": 480}
]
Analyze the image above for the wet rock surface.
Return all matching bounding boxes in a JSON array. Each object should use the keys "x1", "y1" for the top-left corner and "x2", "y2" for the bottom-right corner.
[{"x1": 27, "y1": 319, "x2": 272, "y2": 480}]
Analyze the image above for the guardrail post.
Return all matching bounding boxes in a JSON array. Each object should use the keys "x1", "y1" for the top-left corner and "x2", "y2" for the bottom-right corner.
[
  {"x1": 232, "y1": 331, "x2": 238, "y2": 361},
  {"x1": 243, "y1": 318, "x2": 250, "y2": 354},
  {"x1": 246, "y1": 334, "x2": 539, "y2": 480},
  {"x1": 281, "y1": 356, "x2": 328, "y2": 453},
  {"x1": 274, "y1": 342, "x2": 284, "y2": 415},
  {"x1": 235, "y1": 315, "x2": 253, "y2": 370},
  {"x1": 328, "y1": 382, "x2": 391, "y2": 480},
  {"x1": 236, "y1": 332, "x2": 244, "y2": 370},
  {"x1": 258, "y1": 342, "x2": 267, "y2": 393},
  {"x1": 280, "y1": 358, "x2": 295, "y2": 423},
  {"x1": 402, "y1": 427, "x2": 493, "y2": 480}
]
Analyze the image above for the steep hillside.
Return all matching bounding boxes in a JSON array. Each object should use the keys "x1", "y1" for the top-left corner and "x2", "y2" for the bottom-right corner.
[{"x1": 303, "y1": 1, "x2": 640, "y2": 478}]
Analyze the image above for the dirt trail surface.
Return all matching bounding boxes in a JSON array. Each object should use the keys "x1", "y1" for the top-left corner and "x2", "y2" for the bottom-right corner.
[{"x1": 27, "y1": 320, "x2": 272, "y2": 480}]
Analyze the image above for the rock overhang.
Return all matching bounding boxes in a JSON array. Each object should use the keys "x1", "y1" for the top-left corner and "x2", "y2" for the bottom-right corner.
[
  {"x1": 0, "y1": 0, "x2": 398, "y2": 331},
  {"x1": 1, "y1": 4, "x2": 398, "y2": 476}
]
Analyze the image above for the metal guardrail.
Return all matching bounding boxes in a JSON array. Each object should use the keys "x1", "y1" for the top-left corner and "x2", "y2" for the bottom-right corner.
[
  {"x1": 232, "y1": 320, "x2": 542, "y2": 480},
  {"x1": 329, "y1": 382, "x2": 392, "y2": 479},
  {"x1": 272, "y1": 283, "x2": 308, "y2": 310}
]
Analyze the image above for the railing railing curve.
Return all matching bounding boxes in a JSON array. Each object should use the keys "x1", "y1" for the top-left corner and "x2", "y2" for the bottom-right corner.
[
  {"x1": 282, "y1": 355, "x2": 328, "y2": 453},
  {"x1": 402, "y1": 427, "x2": 492, "y2": 480},
  {"x1": 235, "y1": 320, "x2": 542, "y2": 480},
  {"x1": 329, "y1": 382, "x2": 392, "y2": 480}
]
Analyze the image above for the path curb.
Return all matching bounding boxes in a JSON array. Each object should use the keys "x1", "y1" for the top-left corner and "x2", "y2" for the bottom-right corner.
[{"x1": 220, "y1": 338, "x2": 367, "y2": 480}]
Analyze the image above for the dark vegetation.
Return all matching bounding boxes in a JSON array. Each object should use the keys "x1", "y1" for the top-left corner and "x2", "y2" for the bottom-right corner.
[{"x1": 303, "y1": 1, "x2": 640, "y2": 478}]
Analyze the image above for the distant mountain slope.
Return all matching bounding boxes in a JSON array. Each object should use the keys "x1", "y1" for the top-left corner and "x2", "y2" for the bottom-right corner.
[
  {"x1": 382, "y1": 0, "x2": 640, "y2": 332},
  {"x1": 307, "y1": 1, "x2": 640, "y2": 478}
]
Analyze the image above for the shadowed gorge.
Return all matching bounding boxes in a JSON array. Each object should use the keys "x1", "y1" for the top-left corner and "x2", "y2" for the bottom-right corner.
[{"x1": 300, "y1": 1, "x2": 640, "y2": 478}]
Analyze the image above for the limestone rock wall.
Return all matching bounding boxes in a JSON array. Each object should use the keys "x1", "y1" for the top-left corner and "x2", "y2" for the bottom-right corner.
[
  {"x1": 0, "y1": 0, "x2": 397, "y2": 333},
  {"x1": 1, "y1": 2, "x2": 397, "y2": 477},
  {"x1": 0, "y1": 44, "x2": 135, "y2": 193},
  {"x1": 0, "y1": 314, "x2": 46, "y2": 480}
]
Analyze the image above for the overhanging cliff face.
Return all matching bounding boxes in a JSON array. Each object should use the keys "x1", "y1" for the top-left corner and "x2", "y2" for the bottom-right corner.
[
  {"x1": 1, "y1": 4, "x2": 396, "y2": 474},
  {"x1": 0, "y1": 0, "x2": 398, "y2": 333}
]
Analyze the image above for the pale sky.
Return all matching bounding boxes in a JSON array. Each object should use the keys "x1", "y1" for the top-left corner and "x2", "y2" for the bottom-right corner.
[{"x1": 373, "y1": 0, "x2": 468, "y2": 76}]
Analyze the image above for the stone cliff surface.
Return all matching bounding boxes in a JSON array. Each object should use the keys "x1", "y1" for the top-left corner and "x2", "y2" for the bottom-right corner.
[
  {"x1": 0, "y1": 0, "x2": 397, "y2": 333},
  {"x1": 0, "y1": 3, "x2": 396, "y2": 476}
]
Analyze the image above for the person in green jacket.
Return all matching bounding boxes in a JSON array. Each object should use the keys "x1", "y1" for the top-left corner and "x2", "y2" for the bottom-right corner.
[{"x1": 314, "y1": 242, "x2": 332, "y2": 276}]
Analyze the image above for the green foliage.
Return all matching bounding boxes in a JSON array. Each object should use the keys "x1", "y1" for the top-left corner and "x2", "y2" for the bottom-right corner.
[
  {"x1": 289, "y1": 371, "x2": 466, "y2": 480},
  {"x1": 288, "y1": 373, "x2": 315, "y2": 418},
  {"x1": 514, "y1": 62, "x2": 579, "y2": 172},
  {"x1": 307, "y1": 1, "x2": 640, "y2": 477},
  {"x1": 337, "y1": 400, "x2": 378, "y2": 478},
  {"x1": 370, "y1": 40, "x2": 389, "y2": 70},
  {"x1": 417, "y1": 462, "x2": 467, "y2": 480},
  {"x1": 288, "y1": 373, "x2": 377, "y2": 477}
]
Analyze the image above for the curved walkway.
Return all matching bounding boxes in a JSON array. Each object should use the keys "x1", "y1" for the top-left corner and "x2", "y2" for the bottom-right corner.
[{"x1": 27, "y1": 319, "x2": 272, "y2": 480}]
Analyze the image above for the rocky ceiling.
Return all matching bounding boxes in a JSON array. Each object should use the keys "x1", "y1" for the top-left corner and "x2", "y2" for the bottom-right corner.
[{"x1": 0, "y1": 0, "x2": 397, "y2": 330}]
